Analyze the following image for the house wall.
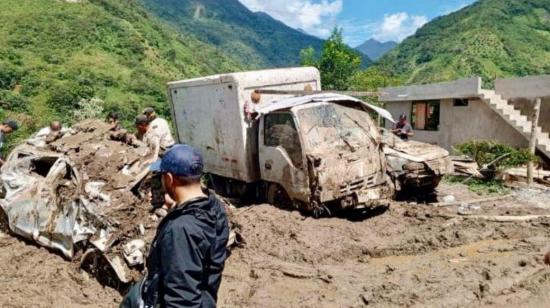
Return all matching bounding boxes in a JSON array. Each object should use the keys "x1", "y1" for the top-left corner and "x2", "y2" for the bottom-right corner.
[
  {"x1": 385, "y1": 98, "x2": 528, "y2": 152},
  {"x1": 494, "y1": 75, "x2": 550, "y2": 134},
  {"x1": 495, "y1": 75, "x2": 550, "y2": 100}
]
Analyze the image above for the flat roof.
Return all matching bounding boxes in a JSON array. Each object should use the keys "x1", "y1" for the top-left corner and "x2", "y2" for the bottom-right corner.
[{"x1": 379, "y1": 77, "x2": 482, "y2": 102}]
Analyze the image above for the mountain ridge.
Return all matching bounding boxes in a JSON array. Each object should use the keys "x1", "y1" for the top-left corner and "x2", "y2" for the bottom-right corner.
[
  {"x1": 375, "y1": 0, "x2": 550, "y2": 85},
  {"x1": 138, "y1": 0, "x2": 326, "y2": 68},
  {"x1": 356, "y1": 39, "x2": 397, "y2": 60}
]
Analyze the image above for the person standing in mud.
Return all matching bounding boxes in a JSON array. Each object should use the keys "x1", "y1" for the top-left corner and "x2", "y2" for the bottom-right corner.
[
  {"x1": 391, "y1": 113, "x2": 414, "y2": 141},
  {"x1": 120, "y1": 144, "x2": 230, "y2": 308},
  {"x1": 0, "y1": 119, "x2": 19, "y2": 166},
  {"x1": 143, "y1": 107, "x2": 175, "y2": 150},
  {"x1": 134, "y1": 115, "x2": 163, "y2": 164}
]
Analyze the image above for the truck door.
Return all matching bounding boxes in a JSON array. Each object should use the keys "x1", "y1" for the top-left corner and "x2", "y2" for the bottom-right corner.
[{"x1": 259, "y1": 112, "x2": 309, "y2": 202}]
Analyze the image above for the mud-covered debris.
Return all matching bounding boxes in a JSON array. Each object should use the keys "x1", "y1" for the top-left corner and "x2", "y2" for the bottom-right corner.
[{"x1": 124, "y1": 239, "x2": 146, "y2": 266}]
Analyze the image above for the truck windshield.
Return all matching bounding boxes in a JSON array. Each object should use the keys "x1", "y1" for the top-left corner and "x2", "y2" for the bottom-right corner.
[{"x1": 297, "y1": 103, "x2": 377, "y2": 152}]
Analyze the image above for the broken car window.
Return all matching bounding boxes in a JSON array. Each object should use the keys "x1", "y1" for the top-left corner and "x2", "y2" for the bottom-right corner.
[{"x1": 264, "y1": 113, "x2": 303, "y2": 168}]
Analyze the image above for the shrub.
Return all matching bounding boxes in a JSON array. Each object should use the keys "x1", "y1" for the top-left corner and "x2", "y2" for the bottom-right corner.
[
  {"x1": 0, "y1": 90, "x2": 30, "y2": 113},
  {"x1": 454, "y1": 140, "x2": 538, "y2": 170},
  {"x1": 73, "y1": 97, "x2": 105, "y2": 121}
]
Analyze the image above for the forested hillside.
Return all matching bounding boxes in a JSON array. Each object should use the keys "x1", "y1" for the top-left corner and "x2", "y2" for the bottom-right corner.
[
  {"x1": 376, "y1": 0, "x2": 550, "y2": 85},
  {"x1": 0, "y1": 0, "x2": 241, "y2": 146},
  {"x1": 139, "y1": 0, "x2": 327, "y2": 68}
]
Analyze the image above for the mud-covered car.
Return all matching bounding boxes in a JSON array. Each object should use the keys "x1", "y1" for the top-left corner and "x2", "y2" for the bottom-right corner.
[
  {"x1": 381, "y1": 128, "x2": 454, "y2": 192},
  {"x1": 0, "y1": 120, "x2": 158, "y2": 287},
  {"x1": 0, "y1": 120, "x2": 237, "y2": 289}
]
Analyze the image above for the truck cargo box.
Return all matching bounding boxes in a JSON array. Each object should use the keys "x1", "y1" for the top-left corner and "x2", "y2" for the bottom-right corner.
[{"x1": 167, "y1": 67, "x2": 321, "y2": 183}]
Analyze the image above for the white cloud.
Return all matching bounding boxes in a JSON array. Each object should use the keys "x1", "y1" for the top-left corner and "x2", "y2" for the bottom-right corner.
[
  {"x1": 373, "y1": 12, "x2": 428, "y2": 42},
  {"x1": 239, "y1": 0, "x2": 343, "y2": 38}
]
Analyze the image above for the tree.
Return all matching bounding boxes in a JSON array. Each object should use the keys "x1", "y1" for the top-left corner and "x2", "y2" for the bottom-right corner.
[
  {"x1": 299, "y1": 28, "x2": 361, "y2": 90},
  {"x1": 319, "y1": 28, "x2": 362, "y2": 90},
  {"x1": 350, "y1": 67, "x2": 401, "y2": 91},
  {"x1": 299, "y1": 46, "x2": 317, "y2": 67}
]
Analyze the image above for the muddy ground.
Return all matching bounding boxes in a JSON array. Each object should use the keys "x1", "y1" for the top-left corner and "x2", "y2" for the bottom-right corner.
[{"x1": 1, "y1": 182, "x2": 549, "y2": 307}]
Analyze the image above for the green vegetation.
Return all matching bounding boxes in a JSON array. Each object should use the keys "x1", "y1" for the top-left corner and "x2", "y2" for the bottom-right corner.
[
  {"x1": 350, "y1": 67, "x2": 402, "y2": 92},
  {"x1": 445, "y1": 140, "x2": 537, "y2": 195},
  {"x1": 375, "y1": 0, "x2": 550, "y2": 85},
  {"x1": 0, "y1": 0, "x2": 241, "y2": 151},
  {"x1": 454, "y1": 140, "x2": 538, "y2": 171},
  {"x1": 139, "y1": 0, "x2": 326, "y2": 68},
  {"x1": 300, "y1": 28, "x2": 363, "y2": 90},
  {"x1": 444, "y1": 175, "x2": 509, "y2": 195}
]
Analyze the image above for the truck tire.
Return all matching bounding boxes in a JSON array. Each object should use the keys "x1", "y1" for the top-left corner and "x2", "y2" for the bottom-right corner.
[
  {"x1": 208, "y1": 174, "x2": 253, "y2": 203},
  {"x1": 266, "y1": 183, "x2": 292, "y2": 209}
]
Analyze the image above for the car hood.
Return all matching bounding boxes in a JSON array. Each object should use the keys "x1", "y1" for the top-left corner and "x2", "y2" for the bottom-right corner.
[{"x1": 384, "y1": 139, "x2": 449, "y2": 162}]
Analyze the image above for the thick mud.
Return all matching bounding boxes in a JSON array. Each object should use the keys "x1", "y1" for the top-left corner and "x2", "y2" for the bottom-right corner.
[
  {"x1": 1, "y1": 183, "x2": 549, "y2": 307},
  {"x1": 0, "y1": 231, "x2": 121, "y2": 308}
]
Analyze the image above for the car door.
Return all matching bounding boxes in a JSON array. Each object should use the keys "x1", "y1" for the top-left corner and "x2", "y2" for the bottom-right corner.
[{"x1": 258, "y1": 112, "x2": 309, "y2": 202}]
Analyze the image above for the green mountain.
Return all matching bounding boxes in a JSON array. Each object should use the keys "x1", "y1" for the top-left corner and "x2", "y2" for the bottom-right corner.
[
  {"x1": 376, "y1": 0, "x2": 550, "y2": 85},
  {"x1": 138, "y1": 0, "x2": 326, "y2": 67},
  {"x1": 0, "y1": 0, "x2": 241, "y2": 145}
]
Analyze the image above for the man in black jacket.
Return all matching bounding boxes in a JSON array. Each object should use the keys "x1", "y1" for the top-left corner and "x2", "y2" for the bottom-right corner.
[{"x1": 122, "y1": 144, "x2": 229, "y2": 308}]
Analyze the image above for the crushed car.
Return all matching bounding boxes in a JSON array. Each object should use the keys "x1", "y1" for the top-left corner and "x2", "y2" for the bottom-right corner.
[
  {"x1": 381, "y1": 128, "x2": 454, "y2": 192},
  {"x1": 0, "y1": 119, "x2": 236, "y2": 288}
]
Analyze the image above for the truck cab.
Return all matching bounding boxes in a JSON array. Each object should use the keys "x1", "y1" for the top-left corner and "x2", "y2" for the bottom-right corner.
[
  {"x1": 256, "y1": 96, "x2": 392, "y2": 214},
  {"x1": 167, "y1": 67, "x2": 393, "y2": 215}
]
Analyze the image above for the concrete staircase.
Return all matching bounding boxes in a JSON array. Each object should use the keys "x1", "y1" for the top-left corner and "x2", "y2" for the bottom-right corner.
[{"x1": 480, "y1": 90, "x2": 550, "y2": 160}]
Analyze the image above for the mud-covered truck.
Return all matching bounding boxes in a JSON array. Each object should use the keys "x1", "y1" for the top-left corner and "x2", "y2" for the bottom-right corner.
[{"x1": 167, "y1": 67, "x2": 394, "y2": 215}]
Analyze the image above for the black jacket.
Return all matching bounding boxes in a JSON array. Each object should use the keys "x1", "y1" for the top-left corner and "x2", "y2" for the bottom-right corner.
[{"x1": 142, "y1": 193, "x2": 230, "y2": 308}]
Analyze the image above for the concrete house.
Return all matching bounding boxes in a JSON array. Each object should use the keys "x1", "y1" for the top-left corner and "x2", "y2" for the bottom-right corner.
[{"x1": 379, "y1": 75, "x2": 550, "y2": 160}]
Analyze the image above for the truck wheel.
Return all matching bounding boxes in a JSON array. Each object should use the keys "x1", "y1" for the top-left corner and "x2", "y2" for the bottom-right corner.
[
  {"x1": 266, "y1": 183, "x2": 292, "y2": 209},
  {"x1": 0, "y1": 207, "x2": 9, "y2": 233},
  {"x1": 208, "y1": 174, "x2": 253, "y2": 203}
]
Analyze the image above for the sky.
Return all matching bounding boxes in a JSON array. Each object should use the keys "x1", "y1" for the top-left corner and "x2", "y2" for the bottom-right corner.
[{"x1": 238, "y1": 0, "x2": 477, "y2": 46}]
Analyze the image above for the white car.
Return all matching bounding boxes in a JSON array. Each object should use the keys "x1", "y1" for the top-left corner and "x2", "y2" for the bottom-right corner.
[{"x1": 381, "y1": 128, "x2": 454, "y2": 192}]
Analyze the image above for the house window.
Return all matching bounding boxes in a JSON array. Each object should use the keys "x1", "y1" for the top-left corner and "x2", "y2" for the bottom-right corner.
[
  {"x1": 411, "y1": 100, "x2": 440, "y2": 131},
  {"x1": 453, "y1": 98, "x2": 469, "y2": 107}
]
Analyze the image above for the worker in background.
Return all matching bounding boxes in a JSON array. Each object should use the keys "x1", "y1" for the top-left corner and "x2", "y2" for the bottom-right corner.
[
  {"x1": 391, "y1": 113, "x2": 414, "y2": 141},
  {"x1": 143, "y1": 107, "x2": 175, "y2": 150},
  {"x1": 107, "y1": 111, "x2": 122, "y2": 131},
  {"x1": 244, "y1": 90, "x2": 261, "y2": 122},
  {"x1": 0, "y1": 119, "x2": 19, "y2": 166},
  {"x1": 134, "y1": 114, "x2": 162, "y2": 164},
  {"x1": 120, "y1": 145, "x2": 230, "y2": 308},
  {"x1": 36, "y1": 121, "x2": 62, "y2": 137}
]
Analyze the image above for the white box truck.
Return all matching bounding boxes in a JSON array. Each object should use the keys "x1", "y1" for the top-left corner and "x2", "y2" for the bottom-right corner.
[{"x1": 167, "y1": 67, "x2": 393, "y2": 215}]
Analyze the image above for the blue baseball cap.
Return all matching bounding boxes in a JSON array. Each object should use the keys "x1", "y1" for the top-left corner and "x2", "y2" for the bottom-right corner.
[{"x1": 150, "y1": 144, "x2": 204, "y2": 179}]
